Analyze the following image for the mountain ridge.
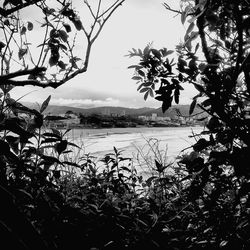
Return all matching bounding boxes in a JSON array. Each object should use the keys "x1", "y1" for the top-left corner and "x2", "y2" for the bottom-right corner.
[{"x1": 22, "y1": 102, "x2": 201, "y2": 118}]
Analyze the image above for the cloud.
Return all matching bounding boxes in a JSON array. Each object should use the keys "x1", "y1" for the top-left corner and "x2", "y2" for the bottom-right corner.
[
  {"x1": 50, "y1": 97, "x2": 120, "y2": 108},
  {"x1": 9, "y1": 0, "x2": 191, "y2": 110}
]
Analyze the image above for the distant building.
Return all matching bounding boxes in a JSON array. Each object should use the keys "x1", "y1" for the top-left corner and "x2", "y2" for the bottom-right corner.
[
  {"x1": 120, "y1": 110, "x2": 126, "y2": 116},
  {"x1": 102, "y1": 108, "x2": 111, "y2": 116},
  {"x1": 138, "y1": 115, "x2": 148, "y2": 121},
  {"x1": 151, "y1": 113, "x2": 157, "y2": 121}
]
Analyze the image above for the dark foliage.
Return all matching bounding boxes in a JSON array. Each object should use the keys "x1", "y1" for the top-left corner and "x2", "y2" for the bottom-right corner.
[
  {"x1": 1, "y1": 0, "x2": 250, "y2": 250},
  {"x1": 128, "y1": 0, "x2": 250, "y2": 249}
]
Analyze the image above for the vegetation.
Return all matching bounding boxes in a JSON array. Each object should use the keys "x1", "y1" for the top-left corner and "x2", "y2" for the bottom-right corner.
[
  {"x1": 79, "y1": 113, "x2": 144, "y2": 128},
  {"x1": 129, "y1": 0, "x2": 250, "y2": 249},
  {"x1": 0, "y1": 0, "x2": 250, "y2": 250}
]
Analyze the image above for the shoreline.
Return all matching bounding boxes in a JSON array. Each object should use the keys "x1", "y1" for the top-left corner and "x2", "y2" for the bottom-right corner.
[{"x1": 53, "y1": 124, "x2": 203, "y2": 130}]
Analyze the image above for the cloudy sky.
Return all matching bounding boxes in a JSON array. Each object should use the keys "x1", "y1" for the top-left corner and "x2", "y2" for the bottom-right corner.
[{"x1": 10, "y1": 0, "x2": 197, "y2": 109}]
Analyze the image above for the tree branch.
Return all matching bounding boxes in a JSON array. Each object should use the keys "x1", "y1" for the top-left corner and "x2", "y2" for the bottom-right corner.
[
  {"x1": 196, "y1": 2, "x2": 213, "y2": 64},
  {"x1": 0, "y1": 0, "x2": 42, "y2": 17},
  {"x1": 162, "y1": 3, "x2": 182, "y2": 15},
  {"x1": 0, "y1": 67, "x2": 46, "y2": 81},
  {"x1": 91, "y1": 0, "x2": 125, "y2": 44}
]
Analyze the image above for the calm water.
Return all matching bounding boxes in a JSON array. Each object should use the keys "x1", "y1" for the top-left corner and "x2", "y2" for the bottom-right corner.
[{"x1": 65, "y1": 126, "x2": 204, "y2": 161}]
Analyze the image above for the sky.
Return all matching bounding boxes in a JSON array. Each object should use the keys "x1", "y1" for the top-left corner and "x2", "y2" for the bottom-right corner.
[{"x1": 10, "y1": 0, "x2": 198, "y2": 109}]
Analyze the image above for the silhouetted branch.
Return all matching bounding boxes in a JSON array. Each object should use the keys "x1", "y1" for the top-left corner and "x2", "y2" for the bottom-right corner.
[
  {"x1": 0, "y1": 0, "x2": 42, "y2": 17},
  {"x1": 162, "y1": 3, "x2": 182, "y2": 15},
  {"x1": 0, "y1": 67, "x2": 46, "y2": 81}
]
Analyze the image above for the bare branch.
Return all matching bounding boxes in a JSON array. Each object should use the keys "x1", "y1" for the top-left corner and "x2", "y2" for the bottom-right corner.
[
  {"x1": 162, "y1": 3, "x2": 182, "y2": 15},
  {"x1": 91, "y1": 0, "x2": 125, "y2": 44},
  {"x1": 98, "y1": 0, "x2": 121, "y2": 19},
  {"x1": 88, "y1": 0, "x2": 102, "y2": 39},
  {"x1": 84, "y1": 0, "x2": 96, "y2": 20}
]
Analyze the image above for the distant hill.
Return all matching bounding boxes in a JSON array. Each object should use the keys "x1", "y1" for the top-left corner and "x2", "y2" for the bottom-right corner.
[
  {"x1": 46, "y1": 105, "x2": 155, "y2": 116},
  {"x1": 141, "y1": 105, "x2": 202, "y2": 119},
  {"x1": 22, "y1": 102, "x2": 202, "y2": 118}
]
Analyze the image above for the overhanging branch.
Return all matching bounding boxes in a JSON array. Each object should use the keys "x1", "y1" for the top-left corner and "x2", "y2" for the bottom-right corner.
[
  {"x1": 0, "y1": 67, "x2": 46, "y2": 81},
  {"x1": 0, "y1": 0, "x2": 43, "y2": 17}
]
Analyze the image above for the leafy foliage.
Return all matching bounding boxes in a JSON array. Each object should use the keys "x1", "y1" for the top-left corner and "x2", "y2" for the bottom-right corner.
[
  {"x1": 128, "y1": 0, "x2": 250, "y2": 249},
  {"x1": 2, "y1": 0, "x2": 250, "y2": 250},
  {"x1": 0, "y1": 0, "x2": 125, "y2": 88}
]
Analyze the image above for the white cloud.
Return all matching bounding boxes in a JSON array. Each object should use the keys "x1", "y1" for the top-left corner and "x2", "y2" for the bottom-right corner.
[
  {"x1": 10, "y1": 0, "x2": 196, "y2": 109},
  {"x1": 50, "y1": 97, "x2": 120, "y2": 108}
]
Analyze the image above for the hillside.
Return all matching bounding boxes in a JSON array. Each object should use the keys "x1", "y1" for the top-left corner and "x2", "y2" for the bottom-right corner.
[
  {"x1": 140, "y1": 105, "x2": 202, "y2": 119},
  {"x1": 22, "y1": 102, "x2": 202, "y2": 118}
]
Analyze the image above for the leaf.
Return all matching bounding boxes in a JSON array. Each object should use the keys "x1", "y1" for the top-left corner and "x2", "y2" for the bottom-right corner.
[
  {"x1": 128, "y1": 65, "x2": 142, "y2": 69},
  {"x1": 189, "y1": 31, "x2": 199, "y2": 41},
  {"x1": 42, "y1": 132, "x2": 61, "y2": 139},
  {"x1": 151, "y1": 49, "x2": 162, "y2": 60},
  {"x1": 137, "y1": 82, "x2": 144, "y2": 91},
  {"x1": 132, "y1": 76, "x2": 142, "y2": 81},
  {"x1": 40, "y1": 95, "x2": 51, "y2": 113},
  {"x1": 62, "y1": 161, "x2": 81, "y2": 168},
  {"x1": 0, "y1": 41, "x2": 6, "y2": 50},
  {"x1": 219, "y1": 241, "x2": 228, "y2": 247},
  {"x1": 149, "y1": 88, "x2": 154, "y2": 97},
  {"x1": 5, "y1": 0, "x2": 22, "y2": 6},
  {"x1": 146, "y1": 176, "x2": 157, "y2": 186},
  {"x1": 194, "y1": 83, "x2": 204, "y2": 93},
  {"x1": 192, "y1": 138, "x2": 210, "y2": 151},
  {"x1": 58, "y1": 60, "x2": 66, "y2": 70},
  {"x1": 5, "y1": 135, "x2": 19, "y2": 154},
  {"x1": 120, "y1": 166, "x2": 131, "y2": 172},
  {"x1": 186, "y1": 22, "x2": 195, "y2": 36},
  {"x1": 16, "y1": 189, "x2": 33, "y2": 200},
  {"x1": 194, "y1": 43, "x2": 200, "y2": 53},
  {"x1": 138, "y1": 69, "x2": 145, "y2": 77},
  {"x1": 58, "y1": 30, "x2": 68, "y2": 42},
  {"x1": 162, "y1": 96, "x2": 173, "y2": 113},
  {"x1": 72, "y1": 18, "x2": 83, "y2": 30},
  {"x1": 63, "y1": 23, "x2": 71, "y2": 33},
  {"x1": 174, "y1": 88, "x2": 180, "y2": 104},
  {"x1": 201, "y1": 98, "x2": 211, "y2": 107},
  {"x1": 33, "y1": 114, "x2": 43, "y2": 128},
  {"x1": 40, "y1": 155, "x2": 62, "y2": 166},
  {"x1": 161, "y1": 48, "x2": 174, "y2": 56},
  {"x1": 27, "y1": 22, "x2": 33, "y2": 31},
  {"x1": 4, "y1": 118, "x2": 33, "y2": 139},
  {"x1": 67, "y1": 142, "x2": 81, "y2": 149},
  {"x1": 139, "y1": 88, "x2": 149, "y2": 93},
  {"x1": 189, "y1": 99, "x2": 197, "y2": 115},
  {"x1": 198, "y1": 63, "x2": 207, "y2": 72},
  {"x1": 49, "y1": 54, "x2": 59, "y2": 67},
  {"x1": 59, "y1": 43, "x2": 68, "y2": 51},
  {"x1": 144, "y1": 91, "x2": 149, "y2": 101},
  {"x1": 155, "y1": 159, "x2": 164, "y2": 173},
  {"x1": 18, "y1": 48, "x2": 27, "y2": 60},
  {"x1": 181, "y1": 11, "x2": 187, "y2": 24},
  {"x1": 20, "y1": 26, "x2": 26, "y2": 35},
  {"x1": 41, "y1": 138, "x2": 60, "y2": 144},
  {"x1": 51, "y1": 128, "x2": 61, "y2": 137},
  {"x1": 55, "y1": 140, "x2": 68, "y2": 155}
]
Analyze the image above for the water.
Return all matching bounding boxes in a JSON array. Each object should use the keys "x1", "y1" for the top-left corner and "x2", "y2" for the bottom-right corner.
[{"x1": 65, "y1": 126, "x2": 204, "y2": 164}]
